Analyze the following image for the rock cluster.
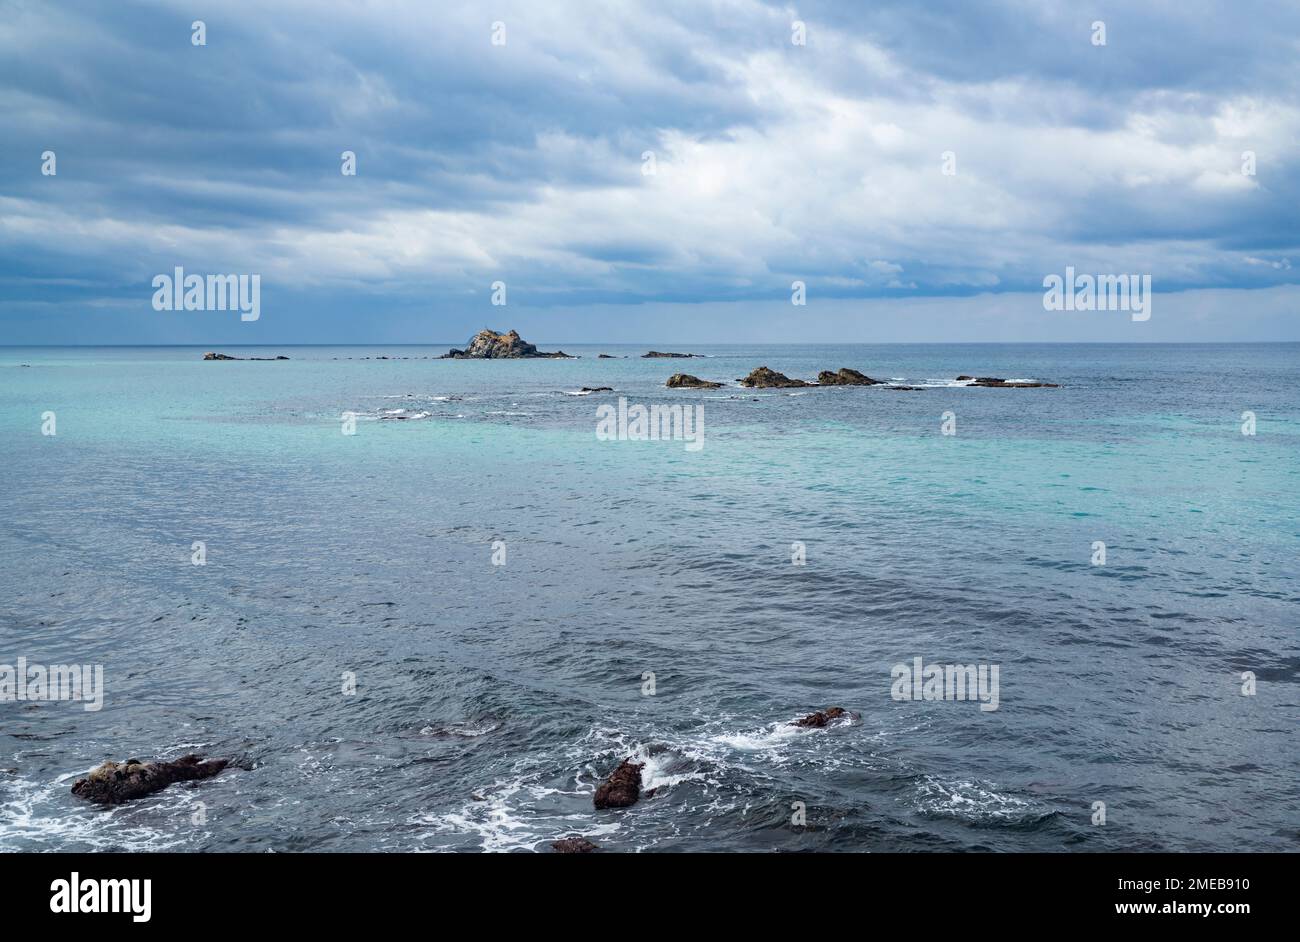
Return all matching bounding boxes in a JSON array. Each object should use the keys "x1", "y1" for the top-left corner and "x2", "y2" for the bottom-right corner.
[
  {"x1": 738, "y1": 366, "x2": 885, "y2": 388},
  {"x1": 669, "y1": 367, "x2": 1058, "y2": 390},
  {"x1": 203, "y1": 352, "x2": 288, "y2": 361},
  {"x1": 441, "y1": 329, "x2": 574, "y2": 359}
]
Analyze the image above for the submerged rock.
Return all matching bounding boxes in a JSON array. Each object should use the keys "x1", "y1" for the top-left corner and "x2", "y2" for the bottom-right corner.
[
  {"x1": 71, "y1": 754, "x2": 229, "y2": 805},
  {"x1": 792, "y1": 706, "x2": 849, "y2": 728},
  {"x1": 665, "y1": 373, "x2": 723, "y2": 389},
  {"x1": 551, "y1": 836, "x2": 600, "y2": 853},
  {"x1": 580, "y1": 386, "x2": 614, "y2": 393},
  {"x1": 642, "y1": 351, "x2": 700, "y2": 358},
  {"x1": 593, "y1": 758, "x2": 644, "y2": 809},
  {"x1": 817, "y1": 368, "x2": 881, "y2": 386},
  {"x1": 957, "y1": 375, "x2": 1058, "y2": 387},
  {"x1": 739, "y1": 366, "x2": 813, "y2": 388},
  {"x1": 441, "y1": 329, "x2": 574, "y2": 359},
  {"x1": 886, "y1": 385, "x2": 925, "y2": 391}
]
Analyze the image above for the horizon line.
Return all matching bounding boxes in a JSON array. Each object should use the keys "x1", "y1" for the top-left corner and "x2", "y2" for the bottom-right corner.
[{"x1": 3, "y1": 341, "x2": 1299, "y2": 349}]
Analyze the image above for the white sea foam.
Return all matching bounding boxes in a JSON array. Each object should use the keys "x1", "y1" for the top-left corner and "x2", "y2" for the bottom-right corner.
[
  {"x1": 0, "y1": 772, "x2": 194, "y2": 852},
  {"x1": 420, "y1": 777, "x2": 616, "y2": 854},
  {"x1": 417, "y1": 712, "x2": 865, "y2": 852},
  {"x1": 912, "y1": 776, "x2": 1041, "y2": 823},
  {"x1": 420, "y1": 721, "x2": 501, "y2": 738},
  {"x1": 379, "y1": 410, "x2": 431, "y2": 420},
  {"x1": 713, "y1": 722, "x2": 808, "y2": 752},
  {"x1": 628, "y1": 744, "x2": 709, "y2": 792}
]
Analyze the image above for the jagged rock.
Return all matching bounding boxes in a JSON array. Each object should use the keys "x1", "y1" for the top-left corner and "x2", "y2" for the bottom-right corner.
[
  {"x1": 441, "y1": 329, "x2": 574, "y2": 359},
  {"x1": 71, "y1": 754, "x2": 229, "y2": 805},
  {"x1": 739, "y1": 366, "x2": 812, "y2": 388},
  {"x1": 792, "y1": 707, "x2": 848, "y2": 728},
  {"x1": 551, "y1": 837, "x2": 600, "y2": 853},
  {"x1": 817, "y1": 368, "x2": 881, "y2": 386},
  {"x1": 666, "y1": 373, "x2": 723, "y2": 389},
  {"x1": 593, "y1": 758, "x2": 644, "y2": 809},
  {"x1": 581, "y1": 386, "x2": 613, "y2": 392},
  {"x1": 642, "y1": 351, "x2": 700, "y2": 358}
]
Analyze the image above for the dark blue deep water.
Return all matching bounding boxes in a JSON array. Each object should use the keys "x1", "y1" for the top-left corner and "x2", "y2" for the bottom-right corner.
[{"x1": 1, "y1": 343, "x2": 1297, "y2": 851}]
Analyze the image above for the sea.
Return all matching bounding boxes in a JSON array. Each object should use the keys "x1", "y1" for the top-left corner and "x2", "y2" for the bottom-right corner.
[{"x1": 1, "y1": 342, "x2": 1297, "y2": 852}]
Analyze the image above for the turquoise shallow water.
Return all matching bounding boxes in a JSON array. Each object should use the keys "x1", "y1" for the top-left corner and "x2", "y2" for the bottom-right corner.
[{"x1": 1, "y1": 343, "x2": 1297, "y2": 851}]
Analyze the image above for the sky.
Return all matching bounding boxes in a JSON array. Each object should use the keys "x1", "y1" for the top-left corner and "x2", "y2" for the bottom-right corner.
[{"x1": 1, "y1": 0, "x2": 1297, "y2": 344}]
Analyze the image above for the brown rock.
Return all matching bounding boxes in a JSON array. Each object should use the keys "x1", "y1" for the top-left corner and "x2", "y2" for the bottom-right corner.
[
  {"x1": 71, "y1": 754, "x2": 229, "y2": 805},
  {"x1": 665, "y1": 373, "x2": 723, "y2": 389},
  {"x1": 817, "y1": 368, "x2": 881, "y2": 386},
  {"x1": 792, "y1": 706, "x2": 848, "y2": 728},
  {"x1": 593, "y1": 758, "x2": 644, "y2": 809},
  {"x1": 739, "y1": 366, "x2": 813, "y2": 388},
  {"x1": 551, "y1": 837, "x2": 600, "y2": 853}
]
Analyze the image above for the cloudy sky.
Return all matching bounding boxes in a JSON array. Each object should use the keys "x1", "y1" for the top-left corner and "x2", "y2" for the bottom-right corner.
[{"x1": 2, "y1": 0, "x2": 1297, "y2": 344}]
